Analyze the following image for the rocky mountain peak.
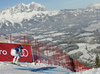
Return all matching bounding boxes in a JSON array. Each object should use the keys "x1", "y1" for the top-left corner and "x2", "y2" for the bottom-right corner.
[
  {"x1": 27, "y1": 2, "x2": 46, "y2": 11},
  {"x1": 1, "y1": 2, "x2": 47, "y2": 14},
  {"x1": 87, "y1": 3, "x2": 100, "y2": 9}
]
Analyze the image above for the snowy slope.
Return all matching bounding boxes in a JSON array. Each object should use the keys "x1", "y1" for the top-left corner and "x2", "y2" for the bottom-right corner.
[
  {"x1": 0, "y1": 61, "x2": 100, "y2": 74},
  {"x1": 68, "y1": 43, "x2": 100, "y2": 63},
  {"x1": 0, "y1": 61, "x2": 72, "y2": 74},
  {"x1": 70, "y1": 68, "x2": 100, "y2": 74}
]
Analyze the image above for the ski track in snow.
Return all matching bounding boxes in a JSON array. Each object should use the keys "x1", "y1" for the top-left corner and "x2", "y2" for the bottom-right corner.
[
  {"x1": 0, "y1": 61, "x2": 100, "y2": 74},
  {"x1": 0, "y1": 61, "x2": 72, "y2": 74}
]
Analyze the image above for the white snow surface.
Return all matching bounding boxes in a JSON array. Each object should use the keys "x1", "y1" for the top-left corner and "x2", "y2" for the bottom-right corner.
[
  {"x1": 70, "y1": 68, "x2": 100, "y2": 74},
  {"x1": 88, "y1": 3, "x2": 100, "y2": 9},
  {"x1": 0, "y1": 61, "x2": 100, "y2": 74},
  {"x1": 68, "y1": 43, "x2": 100, "y2": 63},
  {"x1": 0, "y1": 10, "x2": 59, "y2": 24},
  {"x1": 0, "y1": 61, "x2": 72, "y2": 74},
  {"x1": 0, "y1": 2, "x2": 59, "y2": 24}
]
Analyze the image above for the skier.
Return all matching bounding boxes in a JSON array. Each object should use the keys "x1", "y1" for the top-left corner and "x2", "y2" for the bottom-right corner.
[{"x1": 10, "y1": 45, "x2": 23, "y2": 64}]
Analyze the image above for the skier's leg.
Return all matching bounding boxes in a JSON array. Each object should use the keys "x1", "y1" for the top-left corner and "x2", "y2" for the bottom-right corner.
[
  {"x1": 12, "y1": 56, "x2": 17, "y2": 63},
  {"x1": 15, "y1": 54, "x2": 19, "y2": 64}
]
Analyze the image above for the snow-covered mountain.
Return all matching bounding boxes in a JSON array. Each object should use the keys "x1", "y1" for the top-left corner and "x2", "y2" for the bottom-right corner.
[
  {"x1": 0, "y1": 2, "x2": 59, "y2": 33},
  {"x1": 1, "y1": 2, "x2": 100, "y2": 34},
  {"x1": 87, "y1": 3, "x2": 100, "y2": 9},
  {"x1": 0, "y1": 2, "x2": 100, "y2": 66},
  {"x1": 0, "y1": 2, "x2": 58, "y2": 23},
  {"x1": 3, "y1": 2, "x2": 46, "y2": 13}
]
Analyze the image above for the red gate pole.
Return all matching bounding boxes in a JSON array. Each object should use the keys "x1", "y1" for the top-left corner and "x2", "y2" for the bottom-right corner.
[
  {"x1": 61, "y1": 50, "x2": 63, "y2": 66},
  {"x1": 52, "y1": 45, "x2": 55, "y2": 65},
  {"x1": 58, "y1": 49, "x2": 61, "y2": 66},
  {"x1": 37, "y1": 40, "x2": 41, "y2": 63},
  {"x1": 46, "y1": 44, "x2": 49, "y2": 64},
  {"x1": 58, "y1": 54, "x2": 60, "y2": 66},
  {"x1": 57, "y1": 47, "x2": 60, "y2": 66},
  {"x1": 58, "y1": 49, "x2": 60, "y2": 66},
  {"x1": 33, "y1": 41, "x2": 35, "y2": 62},
  {"x1": 27, "y1": 39, "x2": 29, "y2": 44},
  {"x1": 60, "y1": 50, "x2": 63, "y2": 66},
  {"x1": 56, "y1": 47, "x2": 58, "y2": 65},
  {"x1": 74, "y1": 60, "x2": 77, "y2": 72},
  {"x1": 35, "y1": 40, "x2": 38, "y2": 63}
]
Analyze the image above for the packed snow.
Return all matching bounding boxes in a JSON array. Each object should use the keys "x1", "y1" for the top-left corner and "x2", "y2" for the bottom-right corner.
[
  {"x1": 0, "y1": 61, "x2": 100, "y2": 74},
  {"x1": 0, "y1": 61, "x2": 72, "y2": 74},
  {"x1": 70, "y1": 68, "x2": 100, "y2": 74}
]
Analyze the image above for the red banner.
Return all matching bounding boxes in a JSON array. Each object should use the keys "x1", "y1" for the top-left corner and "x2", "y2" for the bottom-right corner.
[{"x1": 0, "y1": 43, "x2": 33, "y2": 62}]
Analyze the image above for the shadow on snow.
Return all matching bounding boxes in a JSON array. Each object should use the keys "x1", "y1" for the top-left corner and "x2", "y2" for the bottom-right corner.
[
  {"x1": 14, "y1": 67, "x2": 72, "y2": 74},
  {"x1": 14, "y1": 67, "x2": 56, "y2": 72}
]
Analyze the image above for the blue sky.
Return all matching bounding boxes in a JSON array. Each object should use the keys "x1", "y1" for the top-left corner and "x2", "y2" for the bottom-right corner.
[{"x1": 0, "y1": 0, "x2": 100, "y2": 10}]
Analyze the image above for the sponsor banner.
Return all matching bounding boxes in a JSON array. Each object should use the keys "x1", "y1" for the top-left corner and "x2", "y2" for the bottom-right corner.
[{"x1": 0, "y1": 43, "x2": 32, "y2": 62}]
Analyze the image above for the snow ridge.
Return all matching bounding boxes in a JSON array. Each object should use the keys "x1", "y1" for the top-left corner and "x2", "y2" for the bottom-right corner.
[
  {"x1": 88, "y1": 3, "x2": 100, "y2": 9},
  {"x1": 0, "y1": 2, "x2": 59, "y2": 24}
]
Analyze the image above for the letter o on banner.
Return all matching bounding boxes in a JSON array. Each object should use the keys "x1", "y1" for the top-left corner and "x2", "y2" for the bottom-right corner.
[
  {"x1": 21, "y1": 49, "x2": 28, "y2": 57},
  {"x1": 2, "y1": 50, "x2": 7, "y2": 55}
]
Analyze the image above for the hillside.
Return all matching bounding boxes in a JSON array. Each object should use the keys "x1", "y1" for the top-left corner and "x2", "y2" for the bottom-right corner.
[{"x1": 0, "y1": 2, "x2": 100, "y2": 66}]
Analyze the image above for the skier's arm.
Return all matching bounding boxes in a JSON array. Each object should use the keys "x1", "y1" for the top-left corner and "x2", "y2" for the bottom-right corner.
[{"x1": 18, "y1": 48, "x2": 21, "y2": 58}]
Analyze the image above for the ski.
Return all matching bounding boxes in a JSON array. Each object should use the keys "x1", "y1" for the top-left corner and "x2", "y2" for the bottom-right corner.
[
  {"x1": 11, "y1": 62, "x2": 20, "y2": 66},
  {"x1": 11, "y1": 62, "x2": 28, "y2": 68}
]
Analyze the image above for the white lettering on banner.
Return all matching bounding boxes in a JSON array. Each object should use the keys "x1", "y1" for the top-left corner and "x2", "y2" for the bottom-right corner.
[
  {"x1": 21, "y1": 49, "x2": 28, "y2": 57},
  {"x1": 2, "y1": 50, "x2": 7, "y2": 55},
  {"x1": 0, "y1": 50, "x2": 7, "y2": 55}
]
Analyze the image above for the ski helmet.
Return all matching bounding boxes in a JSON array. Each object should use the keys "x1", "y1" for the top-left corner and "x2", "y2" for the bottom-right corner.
[{"x1": 19, "y1": 45, "x2": 23, "y2": 49}]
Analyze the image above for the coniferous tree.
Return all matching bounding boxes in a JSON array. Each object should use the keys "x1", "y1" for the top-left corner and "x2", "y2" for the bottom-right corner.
[{"x1": 95, "y1": 54, "x2": 100, "y2": 68}]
